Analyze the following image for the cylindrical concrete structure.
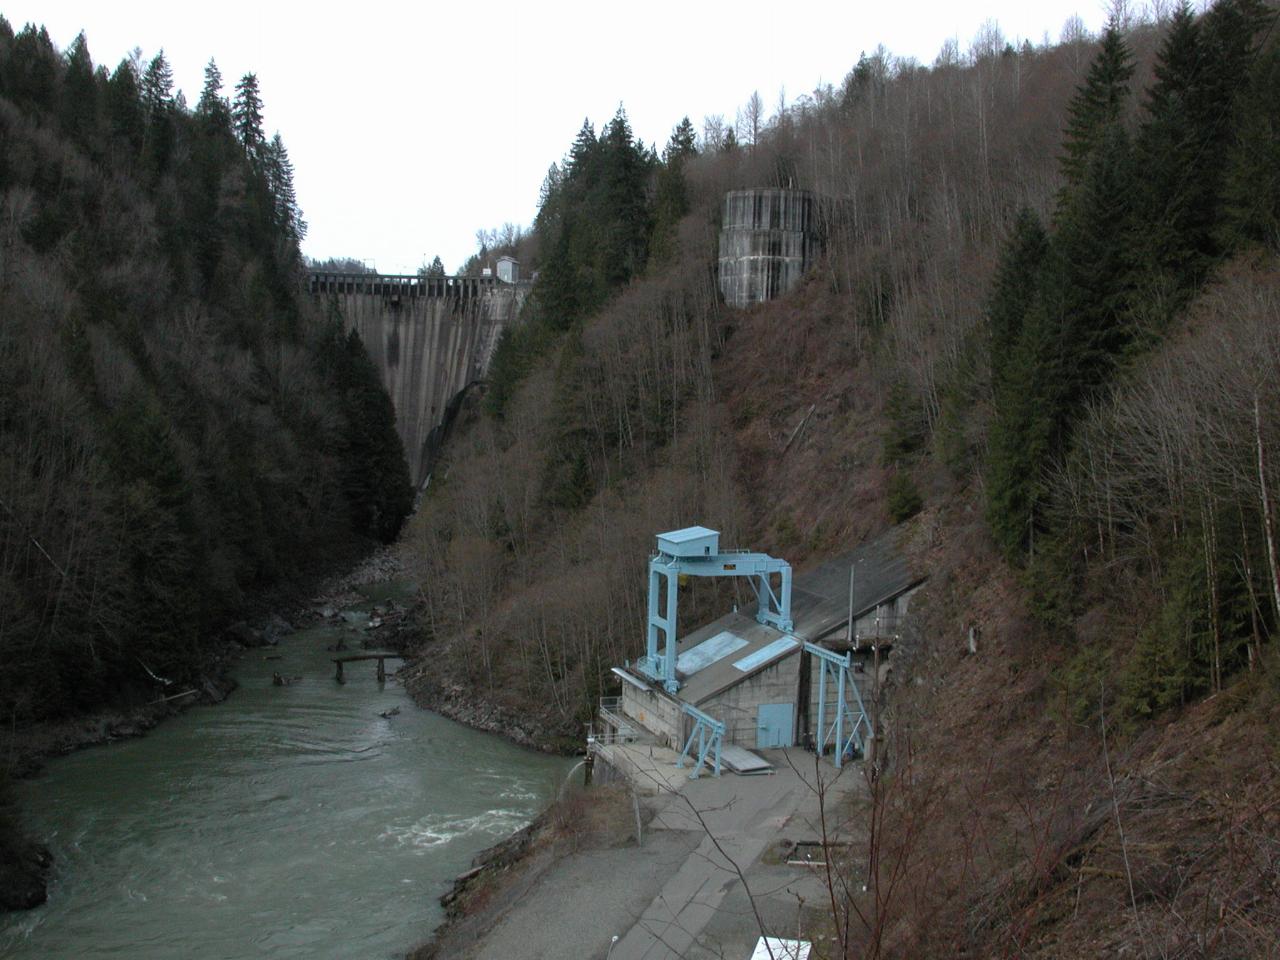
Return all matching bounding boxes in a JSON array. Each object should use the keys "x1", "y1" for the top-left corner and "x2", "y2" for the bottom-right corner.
[{"x1": 717, "y1": 188, "x2": 817, "y2": 307}]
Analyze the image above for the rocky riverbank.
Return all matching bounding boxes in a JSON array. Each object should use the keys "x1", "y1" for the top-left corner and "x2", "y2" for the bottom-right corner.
[{"x1": 398, "y1": 671, "x2": 577, "y2": 756}]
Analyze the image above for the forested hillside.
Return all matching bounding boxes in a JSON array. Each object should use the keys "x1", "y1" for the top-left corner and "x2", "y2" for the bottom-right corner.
[
  {"x1": 406, "y1": 2, "x2": 1279, "y2": 953},
  {"x1": 0, "y1": 19, "x2": 412, "y2": 730}
]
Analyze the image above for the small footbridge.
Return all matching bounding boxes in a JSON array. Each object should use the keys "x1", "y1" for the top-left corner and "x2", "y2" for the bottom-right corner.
[{"x1": 332, "y1": 652, "x2": 404, "y2": 683}]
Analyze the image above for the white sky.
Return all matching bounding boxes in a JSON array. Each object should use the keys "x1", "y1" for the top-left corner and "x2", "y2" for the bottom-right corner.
[{"x1": 25, "y1": 1, "x2": 1109, "y2": 274}]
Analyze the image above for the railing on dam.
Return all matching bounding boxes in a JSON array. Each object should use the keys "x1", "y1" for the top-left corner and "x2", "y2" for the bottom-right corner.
[{"x1": 306, "y1": 272, "x2": 504, "y2": 299}]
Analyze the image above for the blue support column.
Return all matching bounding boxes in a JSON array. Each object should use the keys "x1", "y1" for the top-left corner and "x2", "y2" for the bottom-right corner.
[
  {"x1": 836, "y1": 664, "x2": 846, "y2": 767},
  {"x1": 775, "y1": 565, "x2": 794, "y2": 632},
  {"x1": 641, "y1": 560, "x2": 680, "y2": 691},
  {"x1": 645, "y1": 565, "x2": 661, "y2": 667},
  {"x1": 816, "y1": 658, "x2": 828, "y2": 757},
  {"x1": 662, "y1": 566, "x2": 679, "y2": 693}
]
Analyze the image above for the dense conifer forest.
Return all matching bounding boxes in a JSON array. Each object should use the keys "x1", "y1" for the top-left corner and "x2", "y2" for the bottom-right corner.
[{"x1": 0, "y1": 19, "x2": 412, "y2": 730}]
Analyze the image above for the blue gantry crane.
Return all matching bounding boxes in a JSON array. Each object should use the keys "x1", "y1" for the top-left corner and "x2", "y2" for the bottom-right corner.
[{"x1": 636, "y1": 527, "x2": 794, "y2": 694}]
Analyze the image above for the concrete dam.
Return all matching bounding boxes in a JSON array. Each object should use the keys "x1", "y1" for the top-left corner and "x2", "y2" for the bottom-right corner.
[{"x1": 307, "y1": 271, "x2": 529, "y2": 485}]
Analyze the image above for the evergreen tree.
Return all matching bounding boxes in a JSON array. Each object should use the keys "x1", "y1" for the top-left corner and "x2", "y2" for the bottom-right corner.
[
  {"x1": 1130, "y1": 3, "x2": 1213, "y2": 303},
  {"x1": 567, "y1": 118, "x2": 598, "y2": 175},
  {"x1": 1126, "y1": 0, "x2": 1269, "y2": 322},
  {"x1": 1047, "y1": 124, "x2": 1138, "y2": 406},
  {"x1": 196, "y1": 58, "x2": 231, "y2": 132},
  {"x1": 987, "y1": 207, "x2": 1048, "y2": 382},
  {"x1": 985, "y1": 301, "x2": 1056, "y2": 560},
  {"x1": 530, "y1": 108, "x2": 655, "y2": 329},
  {"x1": 418, "y1": 256, "x2": 446, "y2": 278},
  {"x1": 598, "y1": 106, "x2": 652, "y2": 286},
  {"x1": 1221, "y1": 40, "x2": 1280, "y2": 251},
  {"x1": 319, "y1": 326, "x2": 414, "y2": 543},
  {"x1": 664, "y1": 116, "x2": 698, "y2": 162},
  {"x1": 988, "y1": 95, "x2": 1137, "y2": 561},
  {"x1": 1198, "y1": 0, "x2": 1273, "y2": 249},
  {"x1": 60, "y1": 32, "x2": 98, "y2": 145},
  {"x1": 985, "y1": 209, "x2": 1053, "y2": 559},
  {"x1": 6, "y1": 25, "x2": 59, "y2": 112},
  {"x1": 141, "y1": 51, "x2": 175, "y2": 171},
  {"x1": 140, "y1": 50, "x2": 173, "y2": 116},
  {"x1": 265, "y1": 132, "x2": 305, "y2": 243},
  {"x1": 538, "y1": 161, "x2": 562, "y2": 210},
  {"x1": 650, "y1": 117, "x2": 700, "y2": 266},
  {"x1": 1199, "y1": 0, "x2": 1270, "y2": 108},
  {"x1": 1058, "y1": 20, "x2": 1133, "y2": 196},
  {"x1": 105, "y1": 58, "x2": 145, "y2": 158},
  {"x1": 232, "y1": 72, "x2": 265, "y2": 158},
  {"x1": 531, "y1": 120, "x2": 595, "y2": 328}
]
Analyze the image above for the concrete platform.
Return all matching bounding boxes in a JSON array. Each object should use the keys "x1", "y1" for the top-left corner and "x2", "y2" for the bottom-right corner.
[{"x1": 610, "y1": 748, "x2": 865, "y2": 960}]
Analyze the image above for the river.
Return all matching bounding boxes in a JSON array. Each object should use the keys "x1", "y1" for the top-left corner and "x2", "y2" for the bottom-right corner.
[{"x1": 0, "y1": 598, "x2": 569, "y2": 959}]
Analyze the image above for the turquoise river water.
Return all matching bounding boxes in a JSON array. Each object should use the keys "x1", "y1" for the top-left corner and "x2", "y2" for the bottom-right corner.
[{"x1": 0, "y1": 603, "x2": 568, "y2": 959}]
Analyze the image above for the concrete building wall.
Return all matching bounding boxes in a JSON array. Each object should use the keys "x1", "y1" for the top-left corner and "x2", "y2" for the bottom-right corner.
[
  {"x1": 717, "y1": 188, "x2": 818, "y2": 307},
  {"x1": 309, "y1": 280, "x2": 527, "y2": 485},
  {"x1": 620, "y1": 658, "x2": 805, "y2": 751},
  {"x1": 700, "y1": 656, "x2": 803, "y2": 748},
  {"x1": 622, "y1": 683, "x2": 683, "y2": 749}
]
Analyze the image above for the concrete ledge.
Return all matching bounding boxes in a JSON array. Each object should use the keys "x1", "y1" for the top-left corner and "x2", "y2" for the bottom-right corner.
[{"x1": 595, "y1": 743, "x2": 691, "y2": 796}]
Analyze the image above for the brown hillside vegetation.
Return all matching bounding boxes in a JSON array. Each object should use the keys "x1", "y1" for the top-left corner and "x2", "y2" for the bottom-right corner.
[
  {"x1": 857, "y1": 507, "x2": 1280, "y2": 957},
  {"x1": 406, "y1": 6, "x2": 1279, "y2": 954}
]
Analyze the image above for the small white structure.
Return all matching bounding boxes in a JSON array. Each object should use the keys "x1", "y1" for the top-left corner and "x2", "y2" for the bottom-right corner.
[
  {"x1": 750, "y1": 937, "x2": 811, "y2": 959},
  {"x1": 656, "y1": 525, "x2": 719, "y2": 558},
  {"x1": 496, "y1": 256, "x2": 520, "y2": 283}
]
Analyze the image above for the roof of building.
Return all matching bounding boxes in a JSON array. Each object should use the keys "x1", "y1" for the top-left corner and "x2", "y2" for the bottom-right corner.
[
  {"x1": 668, "y1": 610, "x2": 795, "y2": 707},
  {"x1": 657, "y1": 525, "x2": 719, "y2": 543},
  {"x1": 789, "y1": 525, "x2": 924, "y2": 640}
]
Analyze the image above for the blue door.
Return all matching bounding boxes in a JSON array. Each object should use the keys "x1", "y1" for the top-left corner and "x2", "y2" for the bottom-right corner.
[{"x1": 757, "y1": 703, "x2": 794, "y2": 749}]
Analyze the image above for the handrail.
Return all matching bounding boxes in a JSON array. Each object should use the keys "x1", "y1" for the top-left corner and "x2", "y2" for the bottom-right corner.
[{"x1": 595, "y1": 700, "x2": 638, "y2": 743}]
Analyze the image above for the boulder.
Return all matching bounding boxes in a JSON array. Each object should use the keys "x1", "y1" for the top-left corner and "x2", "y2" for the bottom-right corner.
[
  {"x1": 0, "y1": 839, "x2": 51, "y2": 911},
  {"x1": 260, "y1": 615, "x2": 294, "y2": 643},
  {"x1": 227, "y1": 621, "x2": 264, "y2": 648}
]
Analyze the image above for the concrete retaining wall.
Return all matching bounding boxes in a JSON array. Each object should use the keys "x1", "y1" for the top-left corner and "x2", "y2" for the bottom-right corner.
[
  {"x1": 718, "y1": 189, "x2": 818, "y2": 307},
  {"x1": 622, "y1": 683, "x2": 683, "y2": 750}
]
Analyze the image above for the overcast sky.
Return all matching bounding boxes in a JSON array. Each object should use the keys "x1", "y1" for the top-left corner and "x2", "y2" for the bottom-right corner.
[{"x1": 23, "y1": 1, "x2": 1108, "y2": 273}]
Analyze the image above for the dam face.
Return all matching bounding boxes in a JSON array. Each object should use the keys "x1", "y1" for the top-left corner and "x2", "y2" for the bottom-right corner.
[{"x1": 308, "y1": 274, "x2": 528, "y2": 485}]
